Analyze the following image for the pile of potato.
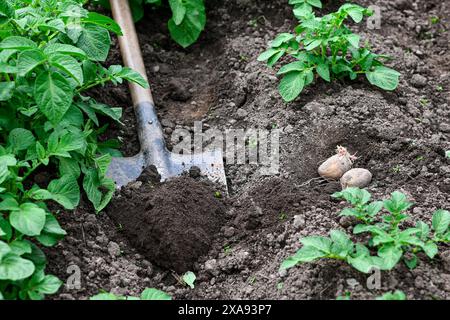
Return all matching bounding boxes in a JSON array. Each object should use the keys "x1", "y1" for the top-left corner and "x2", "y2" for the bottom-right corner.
[{"x1": 318, "y1": 146, "x2": 372, "y2": 189}]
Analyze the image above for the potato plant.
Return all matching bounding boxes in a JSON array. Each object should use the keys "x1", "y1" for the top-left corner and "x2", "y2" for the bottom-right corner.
[
  {"x1": 95, "y1": 0, "x2": 206, "y2": 48},
  {"x1": 258, "y1": 3, "x2": 400, "y2": 102},
  {"x1": 0, "y1": 0, "x2": 147, "y2": 300},
  {"x1": 281, "y1": 188, "x2": 450, "y2": 273}
]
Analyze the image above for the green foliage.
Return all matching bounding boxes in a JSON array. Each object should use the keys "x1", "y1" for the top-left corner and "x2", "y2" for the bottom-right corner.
[
  {"x1": 90, "y1": 288, "x2": 172, "y2": 300},
  {"x1": 182, "y1": 271, "x2": 196, "y2": 289},
  {"x1": 95, "y1": 0, "x2": 206, "y2": 48},
  {"x1": 282, "y1": 188, "x2": 449, "y2": 273},
  {"x1": 0, "y1": 0, "x2": 147, "y2": 300},
  {"x1": 258, "y1": 3, "x2": 400, "y2": 102},
  {"x1": 376, "y1": 290, "x2": 406, "y2": 300},
  {"x1": 445, "y1": 150, "x2": 450, "y2": 158}
]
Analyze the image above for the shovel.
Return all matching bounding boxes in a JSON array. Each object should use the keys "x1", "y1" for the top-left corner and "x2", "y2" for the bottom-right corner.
[{"x1": 107, "y1": 0, "x2": 227, "y2": 189}]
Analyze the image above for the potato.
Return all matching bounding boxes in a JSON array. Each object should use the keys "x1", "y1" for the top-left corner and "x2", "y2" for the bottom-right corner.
[
  {"x1": 340, "y1": 168, "x2": 372, "y2": 189},
  {"x1": 318, "y1": 146, "x2": 354, "y2": 180}
]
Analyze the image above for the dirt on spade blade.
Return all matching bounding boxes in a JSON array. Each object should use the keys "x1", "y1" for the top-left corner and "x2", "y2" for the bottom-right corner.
[{"x1": 107, "y1": 167, "x2": 227, "y2": 273}]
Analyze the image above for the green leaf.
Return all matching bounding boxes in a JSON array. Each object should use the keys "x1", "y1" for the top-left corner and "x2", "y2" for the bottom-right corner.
[
  {"x1": 377, "y1": 244, "x2": 402, "y2": 270},
  {"x1": 316, "y1": 63, "x2": 330, "y2": 81},
  {"x1": 0, "y1": 0, "x2": 14, "y2": 22},
  {"x1": 0, "y1": 254, "x2": 35, "y2": 280},
  {"x1": 293, "y1": 245, "x2": 328, "y2": 262},
  {"x1": 300, "y1": 235, "x2": 332, "y2": 253},
  {"x1": 48, "y1": 53, "x2": 83, "y2": 85},
  {"x1": 267, "y1": 50, "x2": 285, "y2": 68},
  {"x1": 169, "y1": 0, "x2": 186, "y2": 25},
  {"x1": 366, "y1": 201, "x2": 383, "y2": 217},
  {"x1": 415, "y1": 221, "x2": 430, "y2": 240},
  {"x1": 277, "y1": 61, "x2": 305, "y2": 75},
  {"x1": 0, "y1": 196, "x2": 19, "y2": 211},
  {"x1": 182, "y1": 271, "x2": 196, "y2": 289},
  {"x1": 95, "y1": 154, "x2": 112, "y2": 176},
  {"x1": 34, "y1": 71, "x2": 73, "y2": 124},
  {"x1": 47, "y1": 129, "x2": 86, "y2": 157},
  {"x1": 17, "y1": 49, "x2": 47, "y2": 76},
  {"x1": 431, "y1": 209, "x2": 450, "y2": 235},
  {"x1": 0, "y1": 240, "x2": 11, "y2": 260},
  {"x1": 8, "y1": 128, "x2": 35, "y2": 151},
  {"x1": 0, "y1": 82, "x2": 15, "y2": 101},
  {"x1": 330, "y1": 230, "x2": 353, "y2": 256},
  {"x1": 32, "y1": 175, "x2": 80, "y2": 210},
  {"x1": 30, "y1": 274, "x2": 62, "y2": 296},
  {"x1": 115, "y1": 67, "x2": 149, "y2": 88},
  {"x1": 0, "y1": 36, "x2": 37, "y2": 50},
  {"x1": 348, "y1": 255, "x2": 378, "y2": 273},
  {"x1": 376, "y1": 290, "x2": 406, "y2": 300},
  {"x1": 140, "y1": 288, "x2": 172, "y2": 300},
  {"x1": 383, "y1": 191, "x2": 412, "y2": 213},
  {"x1": 332, "y1": 187, "x2": 371, "y2": 206},
  {"x1": 422, "y1": 241, "x2": 438, "y2": 259},
  {"x1": 270, "y1": 33, "x2": 295, "y2": 47},
  {"x1": 83, "y1": 169, "x2": 115, "y2": 212},
  {"x1": 167, "y1": 0, "x2": 206, "y2": 48},
  {"x1": 280, "y1": 256, "x2": 300, "y2": 270},
  {"x1": 82, "y1": 12, "x2": 122, "y2": 35},
  {"x1": 304, "y1": 39, "x2": 322, "y2": 51},
  {"x1": 306, "y1": 0, "x2": 322, "y2": 8},
  {"x1": 44, "y1": 44, "x2": 87, "y2": 59},
  {"x1": 76, "y1": 24, "x2": 111, "y2": 61},
  {"x1": 366, "y1": 66, "x2": 400, "y2": 91},
  {"x1": 9, "y1": 239, "x2": 32, "y2": 256},
  {"x1": 345, "y1": 34, "x2": 360, "y2": 48},
  {"x1": 279, "y1": 71, "x2": 305, "y2": 102},
  {"x1": 341, "y1": 4, "x2": 365, "y2": 23},
  {"x1": 9, "y1": 203, "x2": 46, "y2": 236},
  {"x1": 90, "y1": 292, "x2": 124, "y2": 300},
  {"x1": 257, "y1": 48, "x2": 279, "y2": 62}
]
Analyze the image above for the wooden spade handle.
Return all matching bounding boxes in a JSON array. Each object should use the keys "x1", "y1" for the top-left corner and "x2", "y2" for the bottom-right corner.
[{"x1": 110, "y1": 0, "x2": 154, "y2": 106}]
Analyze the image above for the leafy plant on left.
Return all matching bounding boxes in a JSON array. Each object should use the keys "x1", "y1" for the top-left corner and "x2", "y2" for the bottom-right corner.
[{"x1": 0, "y1": 0, "x2": 147, "y2": 300}]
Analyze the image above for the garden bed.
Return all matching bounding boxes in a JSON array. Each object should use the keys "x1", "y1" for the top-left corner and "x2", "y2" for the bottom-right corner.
[{"x1": 47, "y1": 0, "x2": 450, "y2": 300}]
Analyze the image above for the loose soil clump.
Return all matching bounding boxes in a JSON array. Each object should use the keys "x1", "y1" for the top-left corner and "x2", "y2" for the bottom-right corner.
[{"x1": 108, "y1": 167, "x2": 227, "y2": 273}]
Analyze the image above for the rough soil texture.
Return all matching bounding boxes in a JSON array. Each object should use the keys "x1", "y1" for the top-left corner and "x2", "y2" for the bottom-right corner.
[
  {"x1": 108, "y1": 167, "x2": 227, "y2": 273},
  {"x1": 48, "y1": 0, "x2": 450, "y2": 300}
]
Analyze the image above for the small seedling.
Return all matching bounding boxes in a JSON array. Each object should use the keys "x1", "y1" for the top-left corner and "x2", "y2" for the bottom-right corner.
[
  {"x1": 214, "y1": 191, "x2": 222, "y2": 199},
  {"x1": 419, "y1": 98, "x2": 430, "y2": 107},
  {"x1": 436, "y1": 85, "x2": 443, "y2": 92},
  {"x1": 224, "y1": 244, "x2": 232, "y2": 255},
  {"x1": 416, "y1": 156, "x2": 424, "y2": 161},
  {"x1": 182, "y1": 271, "x2": 196, "y2": 289},
  {"x1": 258, "y1": 3, "x2": 400, "y2": 102},
  {"x1": 277, "y1": 282, "x2": 284, "y2": 290},
  {"x1": 392, "y1": 165, "x2": 401, "y2": 174},
  {"x1": 279, "y1": 212, "x2": 288, "y2": 220},
  {"x1": 430, "y1": 16, "x2": 440, "y2": 24},
  {"x1": 248, "y1": 276, "x2": 257, "y2": 284},
  {"x1": 445, "y1": 150, "x2": 450, "y2": 158}
]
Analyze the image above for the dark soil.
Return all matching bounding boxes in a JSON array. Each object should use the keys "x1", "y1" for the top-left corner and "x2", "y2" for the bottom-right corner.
[
  {"x1": 108, "y1": 167, "x2": 227, "y2": 273},
  {"x1": 48, "y1": 0, "x2": 450, "y2": 300}
]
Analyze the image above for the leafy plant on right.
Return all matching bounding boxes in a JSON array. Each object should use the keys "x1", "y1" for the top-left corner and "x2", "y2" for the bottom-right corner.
[
  {"x1": 281, "y1": 188, "x2": 449, "y2": 273},
  {"x1": 258, "y1": 3, "x2": 400, "y2": 102}
]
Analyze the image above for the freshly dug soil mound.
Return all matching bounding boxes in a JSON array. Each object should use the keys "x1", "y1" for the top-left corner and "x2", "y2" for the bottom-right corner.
[{"x1": 108, "y1": 167, "x2": 227, "y2": 273}]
